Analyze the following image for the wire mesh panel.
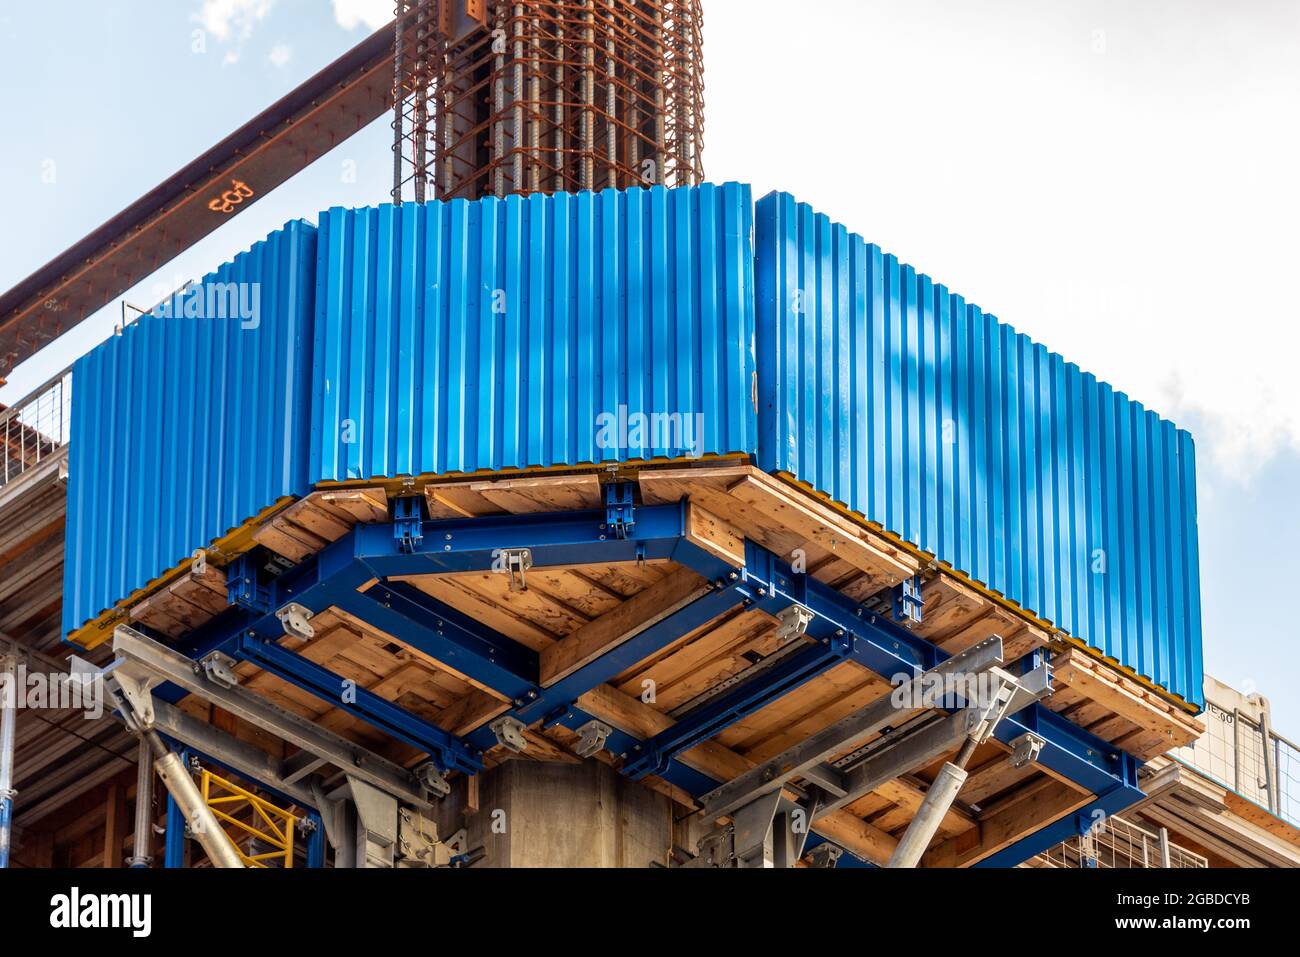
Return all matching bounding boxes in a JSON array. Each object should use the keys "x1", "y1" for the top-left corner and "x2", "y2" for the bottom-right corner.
[
  {"x1": 1033, "y1": 816, "x2": 1207, "y2": 869},
  {"x1": 0, "y1": 367, "x2": 72, "y2": 487},
  {"x1": 1170, "y1": 698, "x2": 1300, "y2": 829},
  {"x1": 1272, "y1": 732, "x2": 1300, "y2": 829},
  {"x1": 393, "y1": 0, "x2": 705, "y2": 201}
]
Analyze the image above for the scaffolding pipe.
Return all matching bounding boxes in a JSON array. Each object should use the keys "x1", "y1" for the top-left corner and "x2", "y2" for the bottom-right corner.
[
  {"x1": 127, "y1": 738, "x2": 154, "y2": 867},
  {"x1": 885, "y1": 761, "x2": 968, "y2": 869},
  {"x1": 144, "y1": 731, "x2": 244, "y2": 869},
  {"x1": 0, "y1": 651, "x2": 16, "y2": 869},
  {"x1": 1260, "y1": 710, "x2": 1280, "y2": 815}
]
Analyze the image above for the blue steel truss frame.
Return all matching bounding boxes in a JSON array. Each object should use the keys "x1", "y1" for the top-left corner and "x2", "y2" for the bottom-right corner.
[{"x1": 151, "y1": 499, "x2": 1141, "y2": 867}]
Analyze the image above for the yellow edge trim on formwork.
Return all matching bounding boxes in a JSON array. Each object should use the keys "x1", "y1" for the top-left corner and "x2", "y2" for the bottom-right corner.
[
  {"x1": 67, "y1": 496, "x2": 298, "y2": 650},
  {"x1": 67, "y1": 454, "x2": 750, "y2": 651},
  {"x1": 771, "y1": 470, "x2": 1202, "y2": 718},
  {"x1": 311, "y1": 451, "x2": 752, "y2": 495}
]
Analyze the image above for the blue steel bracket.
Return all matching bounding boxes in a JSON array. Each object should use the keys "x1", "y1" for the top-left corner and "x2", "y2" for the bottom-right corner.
[
  {"x1": 226, "y1": 553, "x2": 271, "y2": 613},
  {"x1": 604, "y1": 482, "x2": 636, "y2": 540},
  {"x1": 892, "y1": 575, "x2": 924, "y2": 626},
  {"x1": 393, "y1": 496, "x2": 426, "y2": 554}
]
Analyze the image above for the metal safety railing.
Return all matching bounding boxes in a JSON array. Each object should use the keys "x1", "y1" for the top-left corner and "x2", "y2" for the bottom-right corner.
[
  {"x1": 1170, "y1": 702, "x2": 1300, "y2": 830},
  {"x1": 0, "y1": 365, "x2": 73, "y2": 488},
  {"x1": 1033, "y1": 815, "x2": 1207, "y2": 869},
  {"x1": 199, "y1": 768, "x2": 297, "y2": 868}
]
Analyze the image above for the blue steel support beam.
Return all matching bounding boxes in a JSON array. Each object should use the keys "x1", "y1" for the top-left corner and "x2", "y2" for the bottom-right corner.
[
  {"x1": 668, "y1": 539, "x2": 1136, "y2": 799},
  {"x1": 163, "y1": 747, "x2": 191, "y2": 869},
  {"x1": 339, "y1": 582, "x2": 539, "y2": 703},
  {"x1": 621, "y1": 636, "x2": 853, "y2": 779},
  {"x1": 229, "y1": 633, "x2": 481, "y2": 774},
  {"x1": 544, "y1": 706, "x2": 722, "y2": 797},
  {"x1": 305, "y1": 811, "x2": 326, "y2": 869},
  {"x1": 463, "y1": 579, "x2": 749, "y2": 752},
  {"x1": 164, "y1": 792, "x2": 185, "y2": 869},
  {"x1": 973, "y1": 766, "x2": 1143, "y2": 868},
  {"x1": 158, "y1": 503, "x2": 1139, "y2": 860}
]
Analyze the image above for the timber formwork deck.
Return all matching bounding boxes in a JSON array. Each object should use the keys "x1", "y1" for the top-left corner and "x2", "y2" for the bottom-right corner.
[{"x1": 97, "y1": 463, "x2": 1203, "y2": 867}]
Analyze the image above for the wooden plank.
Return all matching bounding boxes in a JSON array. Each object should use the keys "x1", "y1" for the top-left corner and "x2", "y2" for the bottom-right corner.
[
  {"x1": 395, "y1": 573, "x2": 561, "y2": 651},
  {"x1": 539, "y1": 567, "x2": 715, "y2": 686},
  {"x1": 726, "y1": 474, "x2": 917, "y2": 585},
  {"x1": 286, "y1": 499, "x2": 352, "y2": 540},
  {"x1": 252, "y1": 520, "x2": 323, "y2": 563},
  {"x1": 1052, "y1": 648, "x2": 1202, "y2": 756},
  {"x1": 102, "y1": 780, "x2": 127, "y2": 869},
  {"x1": 472, "y1": 474, "x2": 603, "y2": 513},
  {"x1": 168, "y1": 569, "x2": 228, "y2": 616},
  {"x1": 685, "y1": 501, "x2": 745, "y2": 568},
  {"x1": 315, "y1": 487, "x2": 389, "y2": 524},
  {"x1": 923, "y1": 776, "x2": 1093, "y2": 867}
]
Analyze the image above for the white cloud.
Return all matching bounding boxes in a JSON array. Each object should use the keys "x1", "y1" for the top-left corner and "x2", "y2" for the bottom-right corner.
[
  {"x1": 192, "y1": 0, "x2": 273, "y2": 43},
  {"x1": 706, "y1": 0, "x2": 1300, "y2": 486},
  {"x1": 332, "y1": 0, "x2": 393, "y2": 32},
  {"x1": 268, "y1": 42, "x2": 292, "y2": 68}
]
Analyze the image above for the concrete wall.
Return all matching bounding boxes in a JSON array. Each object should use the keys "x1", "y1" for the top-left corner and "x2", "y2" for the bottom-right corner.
[{"x1": 439, "y1": 760, "x2": 706, "y2": 868}]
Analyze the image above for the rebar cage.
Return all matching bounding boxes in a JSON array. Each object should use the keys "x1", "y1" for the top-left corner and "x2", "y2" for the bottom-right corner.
[{"x1": 393, "y1": 0, "x2": 705, "y2": 201}]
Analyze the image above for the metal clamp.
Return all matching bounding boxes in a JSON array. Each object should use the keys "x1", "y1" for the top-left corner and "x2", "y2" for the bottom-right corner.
[
  {"x1": 604, "y1": 482, "x2": 636, "y2": 540},
  {"x1": 415, "y1": 762, "x2": 452, "y2": 799},
  {"x1": 201, "y1": 651, "x2": 241, "y2": 689},
  {"x1": 105, "y1": 660, "x2": 160, "y2": 732},
  {"x1": 496, "y1": 547, "x2": 533, "y2": 593},
  {"x1": 775, "y1": 604, "x2": 813, "y2": 642},
  {"x1": 276, "y1": 602, "x2": 315, "y2": 641},
  {"x1": 808, "y1": 843, "x2": 844, "y2": 868},
  {"x1": 573, "y1": 719, "x2": 613, "y2": 758},
  {"x1": 489, "y1": 716, "x2": 529, "y2": 753},
  {"x1": 1008, "y1": 732, "x2": 1045, "y2": 769},
  {"x1": 393, "y1": 496, "x2": 425, "y2": 554}
]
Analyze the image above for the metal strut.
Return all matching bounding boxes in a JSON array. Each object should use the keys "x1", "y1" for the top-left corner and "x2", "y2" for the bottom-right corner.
[{"x1": 686, "y1": 637, "x2": 1053, "y2": 867}]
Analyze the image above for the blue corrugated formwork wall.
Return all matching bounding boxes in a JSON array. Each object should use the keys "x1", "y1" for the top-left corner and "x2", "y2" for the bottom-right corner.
[
  {"x1": 753, "y1": 190, "x2": 1203, "y2": 708},
  {"x1": 309, "y1": 183, "x2": 756, "y2": 481},
  {"x1": 62, "y1": 184, "x2": 756, "y2": 637},
  {"x1": 62, "y1": 222, "x2": 319, "y2": 636}
]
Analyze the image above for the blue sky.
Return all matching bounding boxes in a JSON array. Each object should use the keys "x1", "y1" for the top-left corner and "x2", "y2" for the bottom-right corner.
[{"x1": 1, "y1": 1, "x2": 1296, "y2": 734}]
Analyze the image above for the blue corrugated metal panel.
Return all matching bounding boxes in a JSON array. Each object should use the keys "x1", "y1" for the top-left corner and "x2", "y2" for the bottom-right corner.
[
  {"x1": 62, "y1": 222, "x2": 318, "y2": 635},
  {"x1": 754, "y1": 191, "x2": 1203, "y2": 708},
  {"x1": 309, "y1": 183, "x2": 756, "y2": 481}
]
